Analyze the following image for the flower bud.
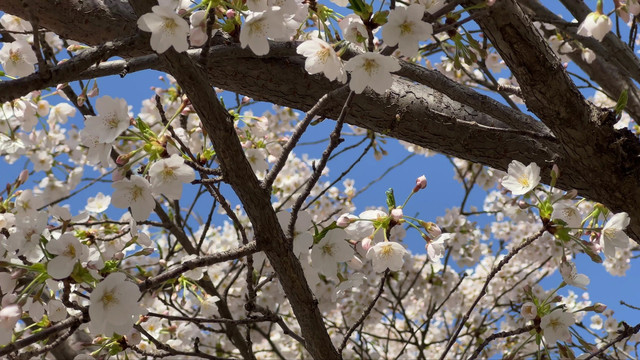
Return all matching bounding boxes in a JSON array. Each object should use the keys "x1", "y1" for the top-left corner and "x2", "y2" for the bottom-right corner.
[
  {"x1": 18, "y1": 169, "x2": 28, "y2": 185},
  {"x1": 421, "y1": 221, "x2": 442, "y2": 238},
  {"x1": 76, "y1": 94, "x2": 86, "y2": 107},
  {"x1": 520, "y1": 302, "x2": 537, "y2": 320},
  {"x1": 563, "y1": 189, "x2": 579, "y2": 200},
  {"x1": 413, "y1": 175, "x2": 427, "y2": 193},
  {"x1": 390, "y1": 208, "x2": 403, "y2": 221},
  {"x1": 336, "y1": 213, "x2": 352, "y2": 227},
  {"x1": 518, "y1": 200, "x2": 529, "y2": 209},
  {"x1": 87, "y1": 82, "x2": 99, "y2": 98},
  {"x1": 226, "y1": 9, "x2": 236, "y2": 18},
  {"x1": 361, "y1": 236, "x2": 373, "y2": 251}
]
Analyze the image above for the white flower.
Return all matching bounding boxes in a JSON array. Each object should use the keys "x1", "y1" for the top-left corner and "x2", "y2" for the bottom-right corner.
[
  {"x1": 148, "y1": 154, "x2": 196, "y2": 200},
  {"x1": 600, "y1": 212, "x2": 630, "y2": 259},
  {"x1": 112, "y1": 176, "x2": 155, "y2": 221},
  {"x1": 344, "y1": 53, "x2": 401, "y2": 94},
  {"x1": 520, "y1": 302, "x2": 537, "y2": 320},
  {"x1": 0, "y1": 304, "x2": 21, "y2": 346},
  {"x1": 89, "y1": 272, "x2": 142, "y2": 336},
  {"x1": 240, "y1": 11, "x2": 283, "y2": 56},
  {"x1": 189, "y1": 11, "x2": 208, "y2": 47},
  {"x1": 344, "y1": 209, "x2": 387, "y2": 240},
  {"x1": 277, "y1": 211, "x2": 314, "y2": 257},
  {"x1": 296, "y1": 38, "x2": 346, "y2": 83},
  {"x1": 501, "y1": 160, "x2": 540, "y2": 195},
  {"x1": 80, "y1": 126, "x2": 112, "y2": 167},
  {"x1": 47, "y1": 299, "x2": 67, "y2": 322},
  {"x1": 590, "y1": 314, "x2": 603, "y2": 330},
  {"x1": 48, "y1": 103, "x2": 76, "y2": 125},
  {"x1": 577, "y1": 12, "x2": 612, "y2": 42},
  {"x1": 581, "y1": 48, "x2": 596, "y2": 64},
  {"x1": 83, "y1": 96, "x2": 130, "y2": 144},
  {"x1": 86, "y1": 192, "x2": 111, "y2": 213},
  {"x1": 0, "y1": 41, "x2": 37, "y2": 77},
  {"x1": 311, "y1": 229, "x2": 354, "y2": 276},
  {"x1": 382, "y1": 4, "x2": 432, "y2": 58},
  {"x1": 366, "y1": 241, "x2": 408, "y2": 272},
  {"x1": 246, "y1": 148, "x2": 269, "y2": 173},
  {"x1": 540, "y1": 309, "x2": 574, "y2": 345},
  {"x1": 426, "y1": 233, "x2": 449, "y2": 261},
  {"x1": 46, "y1": 233, "x2": 89, "y2": 279},
  {"x1": 200, "y1": 295, "x2": 220, "y2": 317},
  {"x1": 138, "y1": 5, "x2": 189, "y2": 53},
  {"x1": 559, "y1": 261, "x2": 590, "y2": 290},
  {"x1": 339, "y1": 14, "x2": 368, "y2": 46},
  {"x1": 552, "y1": 201, "x2": 582, "y2": 229}
]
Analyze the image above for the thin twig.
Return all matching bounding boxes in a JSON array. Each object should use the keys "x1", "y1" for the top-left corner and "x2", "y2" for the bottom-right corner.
[
  {"x1": 338, "y1": 270, "x2": 389, "y2": 354},
  {"x1": 438, "y1": 225, "x2": 549, "y2": 360}
]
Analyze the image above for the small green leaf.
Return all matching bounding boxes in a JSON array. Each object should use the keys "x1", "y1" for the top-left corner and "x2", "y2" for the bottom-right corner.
[
  {"x1": 385, "y1": 188, "x2": 396, "y2": 210},
  {"x1": 614, "y1": 89, "x2": 628, "y2": 115},
  {"x1": 372, "y1": 11, "x2": 388, "y2": 26}
]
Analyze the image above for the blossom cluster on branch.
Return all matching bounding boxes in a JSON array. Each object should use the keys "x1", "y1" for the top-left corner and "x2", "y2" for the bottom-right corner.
[{"x1": 0, "y1": 0, "x2": 639, "y2": 359}]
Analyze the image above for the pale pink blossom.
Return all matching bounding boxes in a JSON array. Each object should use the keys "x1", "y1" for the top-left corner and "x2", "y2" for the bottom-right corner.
[
  {"x1": 138, "y1": 4, "x2": 190, "y2": 53},
  {"x1": 344, "y1": 53, "x2": 400, "y2": 94}
]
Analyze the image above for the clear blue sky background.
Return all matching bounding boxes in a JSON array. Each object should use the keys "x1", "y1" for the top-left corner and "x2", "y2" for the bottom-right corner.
[{"x1": 2, "y1": 0, "x2": 639, "y2": 332}]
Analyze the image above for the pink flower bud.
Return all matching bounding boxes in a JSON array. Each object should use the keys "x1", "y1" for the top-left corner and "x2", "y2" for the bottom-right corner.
[
  {"x1": 593, "y1": 303, "x2": 607, "y2": 313},
  {"x1": 421, "y1": 221, "x2": 442, "y2": 238},
  {"x1": 551, "y1": 164, "x2": 560, "y2": 179},
  {"x1": 391, "y1": 208, "x2": 403, "y2": 221},
  {"x1": 242, "y1": 96, "x2": 251, "y2": 104},
  {"x1": 76, "y1": 94, "x2": 86, "y2": 107},
  {"x1": 18, "y1": 169, "x2": 29, "y2": 185},
  {"x1": 361, "y1": 237, "x2": 373, "y2": 251},
  {"x1": 87, "y1": 82, "x2": 99, "y2": 98},
  {"x1": 226, "y1": 9, "x2": 236, "y2": 18},
  {"x1": 413, "y1": 175, "x2": 427, "y2": 192},
  {"x1": 336, "y1": 213, "x2": 351, "y2": 227}
]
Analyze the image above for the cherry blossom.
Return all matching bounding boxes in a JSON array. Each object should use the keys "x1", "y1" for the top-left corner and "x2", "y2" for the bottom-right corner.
[
  {"x1": 0, "y1": 41, "x2": 37, "y2": 77},
  {"x1": 148, "y1": 154, "x2": 196, "y2": 200},
  {"x1": 137, "y1": 3, "x2": 189, "y2": 53},
  {"x1": 311, "y1": 229, "x2": 354, "y2": 276},
  {"x1": 296, "y1": 38, "x2": 347, "y2": 83},
  {"x1": 425, "y1": 233, "x2": 449, "y2": 261},
  {"x1": 559, "y1": 261, "x2": 590, "y2": 290},
  {"x1": 46, "y1": 233, "x2": 89, "y2": 279},
  {"x1": 240, "y1": 11, "x2": 284, "y2": 56},
  {"x1": 339, "y1": 14, "x2": 369, "y2": 46},
  {"x1": 277, "y1": 211, "x2": 313, "y2": 257},
  {"x1": 600, "y1": 212, "x2": 630, "y2": 259},
  {"x1": 89, "y1": 272, "x2": 142, "y2": 336},
  {"x1": 85, "y1": 192, "x2": 111, "y2": 213},
  {"x1": 520, "y1": 302, "x2": 537, "y2": 320},
  {"x1": 83, "y1": 95, "x2": 130, "y2": 144},
  {"x1": 344, "y1": 53, "x2": 401, "y2": 94},
  {"x1": 189, "y1": 10, "x2": 208, "y2": 47},
  {"x1": 540, "y1": 309, "x2": 574, "y2": 345},
  {"x1": 577, "y1": 11, "x2": 612, "y2": 42},
  {"x1": 367, "y1": 241, "x2": 408, "y2": 272},
  {"x1": 111, "y1": 176, "x2": 155, "y2": 221},
  {"x1": 0, "y1": 304, "x2": 21, "y2": 345},
  {"x1": 382, "y1": 4, "x2": 432, "y2": 58},
  {"x1": 501, "y1": 160, "x2": 540, "y2": 195}
]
